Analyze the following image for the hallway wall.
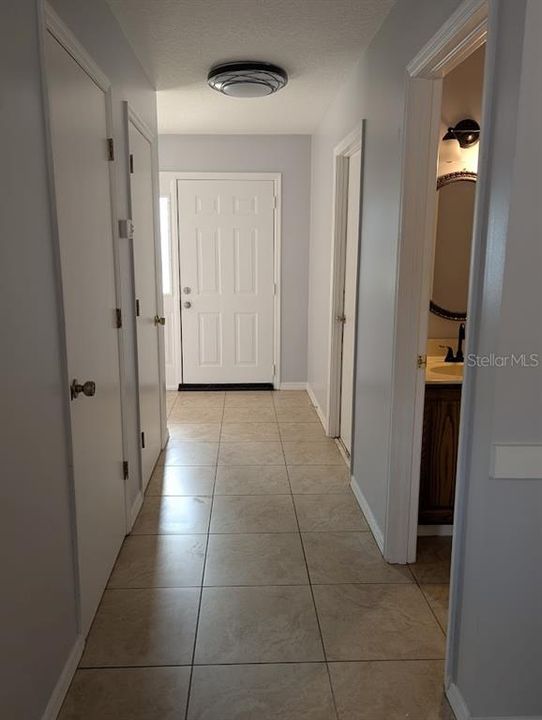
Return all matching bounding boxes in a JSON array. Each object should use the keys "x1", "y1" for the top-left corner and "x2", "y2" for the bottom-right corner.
[
  {"x1": 450, "y1": 1, "x2": 542, "y2": 714},
  {"x1": 307, "y1": 0, "x2": 463, "y2": 531},
  {"x1": 159, "y1": 134, "x2": 311, "y2": 384},
  {"x1": 0, "y1": 3, "x2": 78, "y2": 718},
  {"x1": 0, "y1": 1, "x2": 159, "y2": 717}
]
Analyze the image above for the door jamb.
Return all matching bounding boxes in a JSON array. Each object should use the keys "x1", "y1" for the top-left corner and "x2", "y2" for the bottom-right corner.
[
  {"x1": 123, "y1": 103, "x2": 168, "y2": 486},
  {"x1": 326, "y1": 123, "x2": 365, "y2": 446},
  {"x1": 163, "y1": 171, "x2": 282, "y2": 388}
]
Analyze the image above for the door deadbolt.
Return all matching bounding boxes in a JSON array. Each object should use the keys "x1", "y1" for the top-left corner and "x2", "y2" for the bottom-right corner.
[
  {"x1": 154, "y1": 315, "x2": 166, "y2": 326},
  {"x1": 183, "y1": 301, "x2": 192, "y2": 309},
  {"x1": 71, "y1": 379, "x2": 96, "y2": 400}
]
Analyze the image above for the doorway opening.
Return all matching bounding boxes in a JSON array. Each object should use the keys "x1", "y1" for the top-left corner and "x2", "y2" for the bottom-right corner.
[
  {"x1": 160, "y1": 172, "x2": 281, "y2": 391},
  {"x1": 327, "y1": 123, "x2": 364, "y2": 461}
]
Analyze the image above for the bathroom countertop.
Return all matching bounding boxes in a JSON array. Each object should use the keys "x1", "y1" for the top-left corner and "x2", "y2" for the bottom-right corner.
[{"x1": 425, "y1": 355, "x2": 464, "y2": 384}]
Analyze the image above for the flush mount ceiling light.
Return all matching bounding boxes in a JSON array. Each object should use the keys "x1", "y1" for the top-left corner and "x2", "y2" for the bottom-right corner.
[
  {"x1": 442, "y1": 118, "x2": 480, "y2": 148},
  {"x1": 207, "y1": 61, "x2": 288, "y2": 98}
]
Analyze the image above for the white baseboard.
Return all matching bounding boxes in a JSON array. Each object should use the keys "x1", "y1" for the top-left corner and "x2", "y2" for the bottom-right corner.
[
  {"x1": 41, "y1": 635, "x2": 84, "y2": 720},
  {"x1": 350, "y1": 476, "x2": 385, "y2": 553},
  {"x1": 279, "y1": 382, "x2": 308, "y2": 390},
  {"x1": 418, "y1": 524, "x2": 454, "y2": 536},
  {"x1": 446, "y1": 683, "x2": 471, "y2": 720},
  {"x1": 306, "y1": 383, "x2": 328, "y2": 432},
  {"x1": 129, "y1": 490, "x2": 144, "y2": 531}
]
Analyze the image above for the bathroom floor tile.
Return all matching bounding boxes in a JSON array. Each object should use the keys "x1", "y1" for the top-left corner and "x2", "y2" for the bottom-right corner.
[
  {"x1": 224, "y1": 392, "x2": 274, "y2": 408},
  {"x1": 204, "y1": 533, "x2": 308, "y2": 586},
  {"x1": 302, "y1": 532, "x2": 413, "y2": 584},
  {"x1": 158, "y1": 442, "x2": 218, "y2": 466},
  {"x1": 58, "y1": 667, "x2": 191, "y2": 720},
  {"x1": 409, "y1": 537, "x2": 452, "y2": 584},
  {"x1": 218, "y1": 441, "x2": 284, "y2": 466},
  {"x1": 108, "y1": 535, "x2": 206, "y2": 588},
  {"x1": 328, "y1": 660, "x2": 453, "y2": 720},
  {"x1": 210, "y1": 495, "x2": 298, "y2": 533},
  {"x1": 287, "y1": 465, "x2": 351, "y2": 494},
  {"x1": 146, "y1": 466, "x2": 215, "y2": 497},
  {"x1": 272, "y1": 390, "x2": 313, "y2": 406},
  {"x1": 220, "y1": 422, "x2": 280, "y2": 441},
  {"x1": 80, "y1": 588, "x2": 200, "y2": 667},
  {"x1": 283, "y1": 440, "x2": 344, "y2": 465},
  {"x1": 131, "y1": 496, "x2": 211, "y2": 535},
  {"x1": 313, "y1": 584, "x2": 446, "y2": 661},
  {"x1": 294, "y1": 494, "x2": 368, "y2": 531},
  {"x1": 214, "y1": 466, "x2": 290, "y2": 495},
  {"x1": 187, "y1": 663, "x2": 336, "y2": 720},
  {"x1": 194, "y1": 586, "x2": 324, "y2": 664},
  {"x1": 168, "y1": 407, "x2": 223, "y2": 424}
]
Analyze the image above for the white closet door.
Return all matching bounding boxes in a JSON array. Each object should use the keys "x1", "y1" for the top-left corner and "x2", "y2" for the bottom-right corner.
[
  {"x1": 178, "y1": 179, "x2": 275, "y2": 384},
  {"x1": 340, "y1": 149, "x2": 361, "y2": 454},
  {"x1": 128, "y1": 118, "x2": 162, "y2": 485},
  {"x1": 46, "y1": 32, "x2": 125, "y2": 633}
]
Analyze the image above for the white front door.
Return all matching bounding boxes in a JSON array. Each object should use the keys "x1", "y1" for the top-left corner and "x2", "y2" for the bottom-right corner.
[
  {"x1": 178, "y1": 179, "x2": 275, "y2": 384},
  {"x1": 45, "y1": 32, "x2": 126, "y2": 633},
  {"x1": 339, "y1": 149, "x2": 361, "y2": 454},
  {"x1": 128, "y1": 118, "x2": 162, "y2": 485}
]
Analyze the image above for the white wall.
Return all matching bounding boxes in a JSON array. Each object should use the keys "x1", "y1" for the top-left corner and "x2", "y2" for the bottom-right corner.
[
  {"x1": 449, "y1": 1, "x2": 542, "y2": 715},
  {"x1": 307, "y1": 0, "x2": 463, "y2": 530},
  {"x1": 0, "y1": 1, "x2": 158, "y2": 717},
  {"x1": 49, "y1": 0, "x2": 159, "y2": 515},
  {"x1": 0, "y1": 3, "x2": 78, "y2": 718},
  {"x1": 159, "y1": 134, "x2": 311, "y2": 384}
]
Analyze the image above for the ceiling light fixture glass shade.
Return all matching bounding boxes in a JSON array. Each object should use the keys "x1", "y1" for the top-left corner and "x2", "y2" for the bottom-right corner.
[{"x1": 207, "y1": 61, "x2": 288, "y2": 98}]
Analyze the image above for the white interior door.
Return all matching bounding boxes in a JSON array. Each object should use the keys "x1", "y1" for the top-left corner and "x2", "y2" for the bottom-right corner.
[
  {"x1": 178, "y1": 179, "x2": 275, "y2": 384},
  {"x1": 339, "y1": 149, "x2": 361, "y2": 454},
  {"x1": 45, "y1": 32, "x2": 125, "y2": 633},
  {"x1": 128, "y1": 118, "x2": 162, "y2": 485}
]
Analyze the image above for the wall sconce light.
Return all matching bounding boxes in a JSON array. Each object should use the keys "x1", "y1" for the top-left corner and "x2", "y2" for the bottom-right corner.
[{"x1": 442, "y1": 118, "x2": 480, "y2": 148}]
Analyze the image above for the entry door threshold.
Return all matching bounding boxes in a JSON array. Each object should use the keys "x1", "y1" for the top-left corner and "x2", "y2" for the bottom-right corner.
[{"x1": 178, "y1": 383, "x2": 274, "y2": 392}]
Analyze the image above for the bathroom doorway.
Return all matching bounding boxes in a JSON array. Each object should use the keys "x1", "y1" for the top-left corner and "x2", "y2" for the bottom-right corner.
[{"x1": 385, "y1": 0, "x2": 489, "y2": 568}]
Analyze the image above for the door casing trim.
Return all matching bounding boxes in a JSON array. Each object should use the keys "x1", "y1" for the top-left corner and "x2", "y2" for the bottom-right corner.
[{"x1": 326, "y1": 122, "x2": 365, "y2": 464}]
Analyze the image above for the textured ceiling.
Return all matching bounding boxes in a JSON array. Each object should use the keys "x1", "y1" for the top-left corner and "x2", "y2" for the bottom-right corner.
[{"x1": 106, "y1": 0, "x2": 395, "y2": 134}]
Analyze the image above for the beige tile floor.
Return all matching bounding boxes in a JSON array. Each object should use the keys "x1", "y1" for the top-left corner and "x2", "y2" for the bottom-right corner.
[{"x1": 59, "y1": 390, "x2": 454, "y2": 720}]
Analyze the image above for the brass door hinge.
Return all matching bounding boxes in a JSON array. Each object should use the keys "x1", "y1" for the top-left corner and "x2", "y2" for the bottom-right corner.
[
  {"x1": 115, "y1": 308, "x2": 122, "y2": 328},
  {"x1": 107, "y1": 137, "x2": 115, "y2": 161},
  {"x1": 417, "y1": 354, "x2": 427, "y2": 368},
  {"x1": 122, "y1": 460, "x2": 129, "y2": 480}
]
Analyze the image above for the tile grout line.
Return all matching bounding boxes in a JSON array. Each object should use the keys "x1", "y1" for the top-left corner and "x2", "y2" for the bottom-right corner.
[
  {"x1": 182, "y1": 393, "x2": 224, "y2": 720},
  {"x1": 279, "y1": 414, "x2": 341, "y2": 720}
]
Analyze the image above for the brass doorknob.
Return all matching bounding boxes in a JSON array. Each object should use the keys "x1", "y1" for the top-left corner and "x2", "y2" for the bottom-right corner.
[
  {"x1": 183, "y1": 301, "x2": 192, "y2": 309},
  {"x1": 71, "y1": 379, "x2": 96, "y2": 400},
  {"x1": 154, "y1": 315, "x2": 166, "y2": 326}
]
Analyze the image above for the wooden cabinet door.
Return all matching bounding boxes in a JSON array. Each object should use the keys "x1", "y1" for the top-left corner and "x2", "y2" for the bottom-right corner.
[{"x1": 419, "y1": 384, "x2": 462, "y2": 524}]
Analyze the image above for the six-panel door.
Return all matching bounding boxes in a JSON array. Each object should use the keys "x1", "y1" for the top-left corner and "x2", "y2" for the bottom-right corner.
[{"x1": 178, "y1": 179, "x2": 275, "y2": 384}]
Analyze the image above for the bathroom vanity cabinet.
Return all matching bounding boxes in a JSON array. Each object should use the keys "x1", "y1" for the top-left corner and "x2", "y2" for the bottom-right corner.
[{"x1": 419, "y1": 383, "x2": 462, "y2": 524}]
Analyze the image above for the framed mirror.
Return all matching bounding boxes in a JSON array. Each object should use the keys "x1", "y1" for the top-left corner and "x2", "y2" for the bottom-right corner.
[{"x1": 430, "y1": 170, "x2": 477, "y2": 321}]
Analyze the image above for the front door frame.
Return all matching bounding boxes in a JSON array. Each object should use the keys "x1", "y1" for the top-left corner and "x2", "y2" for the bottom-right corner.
[
  {"x1": 326, "y1": 122, "x2": 365, "y2": 455},
  {"x1": 161, "y1": 171, "x2": 282, "y2": 389}
]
